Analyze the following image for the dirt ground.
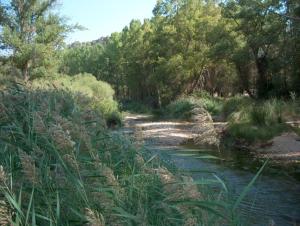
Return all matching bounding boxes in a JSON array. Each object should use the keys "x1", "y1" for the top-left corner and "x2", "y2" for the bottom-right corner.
[
  {"x1": 124, "y1": 114, "x2": 197, "y2": 147},
  {"x1": 124, "y1": 113, "x2": 300, "y2": 165},
  {"x1": 255, "y1": 132, "x2": 300, "y2": 164}
]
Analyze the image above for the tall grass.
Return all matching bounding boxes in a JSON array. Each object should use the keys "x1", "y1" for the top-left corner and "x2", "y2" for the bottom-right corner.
[
  {"x1": 0, "y1": 84, "x2": 244, "y2": 225},
  {"x1": 161, "y1": 94, "x2": 223, "y2": 120},
  {"x1": 226, "y1": 98, "x2": 299, "y2": 142},
  {"x1": 161, "y1": 92, "x2": 299, "y2": 143}
]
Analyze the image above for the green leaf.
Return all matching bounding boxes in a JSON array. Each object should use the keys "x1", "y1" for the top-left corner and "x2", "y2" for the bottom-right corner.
[
  {"x1": 25, "y1": 188, "x2": 35, "y2": 226},
  {"x1": 233, "y1": 160, "x2": 269, "y2": 211}
]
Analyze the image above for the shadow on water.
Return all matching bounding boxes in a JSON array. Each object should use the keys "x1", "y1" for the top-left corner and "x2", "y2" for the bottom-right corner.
[{"x1": 146, "y1": 144, "x2": 300, "y2": 226}]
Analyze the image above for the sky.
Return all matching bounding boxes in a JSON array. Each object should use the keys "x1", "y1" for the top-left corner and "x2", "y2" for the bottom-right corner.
[{"x1": 58, "y1": 0, "x2": 157, "y2": 43}]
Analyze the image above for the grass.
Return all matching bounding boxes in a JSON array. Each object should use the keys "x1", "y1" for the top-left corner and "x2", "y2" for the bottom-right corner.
[
  {"x1": 164, "y1": 98, "x2": 195, "y2": 119},
  {"x1": 0, "y1": 83, "x2": 248, "y2": 225},
  {"x1": 158, "y1": 93, "x2": 223, "y2": 120},
  {"x1": 226, "y1": 98, "x2": 300, "y2": 143},
  {"x1": 159, "y1": 92, "x2": 299, "y2": 143},
  {"x1": 227, "y1": 123, "x2": 288, "y2": 143}
]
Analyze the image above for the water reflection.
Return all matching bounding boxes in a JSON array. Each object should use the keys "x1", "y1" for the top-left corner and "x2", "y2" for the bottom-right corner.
[{"x1": 146, "y1": 145, "x2": 300, "y2": 226}]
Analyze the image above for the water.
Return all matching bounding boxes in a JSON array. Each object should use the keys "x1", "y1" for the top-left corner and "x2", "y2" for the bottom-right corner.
[
  {"x1": 122, "y1": 114, "x2": 300, "y2": 225},
  {"x1": 146, "y1": 145, "x2": 300, "y2": 226}
]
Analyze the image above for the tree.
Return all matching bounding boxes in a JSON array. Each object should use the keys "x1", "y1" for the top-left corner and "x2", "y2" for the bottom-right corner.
[
  {"x1": 58, "y1": 0, "x2": 299, "y2": 104},
  {"x1": 221, "y1": 0, "x2": 292, "y2": 98},
  {"x1": 1, "y1": 0, "x2": 75, "y2": 81}
]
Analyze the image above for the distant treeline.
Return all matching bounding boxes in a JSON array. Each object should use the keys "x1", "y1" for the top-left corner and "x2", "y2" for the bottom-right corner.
[
  {"x1": 1, "y1": 0, "x2": 299, "y2": 107},
  {"x1": 60, "y1": 0, "x2": 300, "y2": 106}
]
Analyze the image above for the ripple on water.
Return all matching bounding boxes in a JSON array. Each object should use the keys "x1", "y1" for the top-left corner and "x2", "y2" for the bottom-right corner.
[{"x1": 147, "y1": 145, "x2": 300, "y2": 226}]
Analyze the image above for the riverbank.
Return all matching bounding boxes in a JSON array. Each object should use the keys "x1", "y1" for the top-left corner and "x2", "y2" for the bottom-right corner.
[
  {"x1": 124, "y1": 108, "x2": 300, "y2": 174},
  {"x1": 124, "y1": 114, "x2": 197, "y2": 147},
  {"x1": 122, "y1": 113, "x2": 300, "y2": 225},
  {"x1": 1, "y1": 83, "x2": 240, "y2": 225},
  {"x1": 147, "y1": 94, "x2": 300, "y2": 167}
]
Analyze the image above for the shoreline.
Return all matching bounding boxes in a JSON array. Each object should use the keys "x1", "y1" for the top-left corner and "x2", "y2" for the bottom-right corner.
[{"x1": 124, "y1": 112, "x2": 300, "y2": 175}]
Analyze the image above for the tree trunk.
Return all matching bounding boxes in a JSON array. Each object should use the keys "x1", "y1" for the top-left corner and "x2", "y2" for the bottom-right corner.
[
  {"x1": 23, "y1": 61, "x2": 30, "y2": 82},
  {"x1": 236, "y1": 64, "x2": 255, "y2": 98},
  {"x1": 255, "y1": 55, "x2": 269, "y2": 98},
  {"x1": 156, "y1": 88, "x2": 161, "y2": 109}
]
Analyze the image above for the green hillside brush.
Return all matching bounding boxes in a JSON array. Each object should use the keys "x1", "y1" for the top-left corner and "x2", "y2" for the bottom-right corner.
[{"x1": 31, "y1": 73, "x2": 122, "y2": 127}]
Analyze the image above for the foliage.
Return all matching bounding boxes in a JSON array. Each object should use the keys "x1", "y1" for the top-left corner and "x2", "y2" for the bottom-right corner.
[
  {"x1": 59, "y1": 0, "x2": 300, "y2": 105},
  {"x1": 0, "y1": 0, "x2": 77, "y2": 80},
  {"x1": 227, "y1": 123, "x2": 288, "y2": 143},
  {"x1": 222, "y1": 96, "x2": 252, "y2": 119},
  {"x1": 159, "y1": 91, "x2": 299, "y2": 142},
  {"x1": 0, "y1": 84, "x2": 242, "y2": 225},
  {"x1": 60, "y1": 1, "x2": 239, "y2": 105},
  {"x1": 120, "y1": 100, "x2": 152, "y2": 114},
  {"x1": 165, "y1": 98, "x2": 195, "y2": 119},
  {"x1": 192, "y1": 92, "x2": 224, "y2": 116},
  {"x1": 226, "y1": 98, "x2": 299, "y2": 142},
  {"x1": 60, "y1": 34, "x2": 125, "y2": 97},
  {"x1": 162, "y1": 94, "x2": 223, "y2": 119},
  {"x1": 32, "y1": 73, "x2": 121, "y2": 125},
  {"x1": 221, "y1": 0, "x2": 300, "y2": 98}
]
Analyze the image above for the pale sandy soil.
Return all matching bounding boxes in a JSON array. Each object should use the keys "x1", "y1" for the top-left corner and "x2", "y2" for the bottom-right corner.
[
  {"x1": 124, "y1": 113, "x2": 300, "y2": 164},
  {"x1": 256, "y1": 132, "x2": 300, "y2": 164},
  {"x1": 124, "y1": 114, "x2": 197, "y2": 147}
]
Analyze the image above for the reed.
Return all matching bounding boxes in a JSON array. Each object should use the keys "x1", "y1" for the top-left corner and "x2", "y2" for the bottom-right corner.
[{"x1": 0, "y1": 84, "x2": 261, "y2": 225}]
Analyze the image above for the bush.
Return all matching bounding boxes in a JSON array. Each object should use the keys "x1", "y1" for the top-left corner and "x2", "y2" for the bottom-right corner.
[
  {"x1": 249, "y1": 100, "x2": 282, "y2": 126},
  {"x1": 161, "y1": 93, "x2": 223, "y2": 120},
  {"x1": 120, "y1": 100, "x2": 152, "y2": 114},
  {"x1": 222, "y1": 96, "x2": 251, "y2": 119},
  {"x1": 106, "y1": 111, "x2": 123, "y2": 127},
  {"x1": 226, "y1": 98, "x2": 297, "y2": 142},
  {"x1": 193, "y1": 96, "x2": 223, "y2": 116},
  {"x1": 228, "y1": 123, "x2": 288, "y2": 143},
  {"x1": 32, "y1": 73, "x2": 121, "y2": 126},
  {"x1": 165, "y1": 98, "x2": 195, "y2": 119}
]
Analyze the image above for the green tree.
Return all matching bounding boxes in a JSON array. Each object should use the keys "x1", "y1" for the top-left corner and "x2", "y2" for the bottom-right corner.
[
  {"x1": 60, "y1": 42, "x2": 105, "y2": 76},
  {"x1": 1, "y1": 0, "x2": 74, "y2": 80},
  {"x1": 59, "y1": 0, "x2": 299, "y2": 104},
  {"x1": 221, "y1": 0, "x2": 293, "y2": 97}
]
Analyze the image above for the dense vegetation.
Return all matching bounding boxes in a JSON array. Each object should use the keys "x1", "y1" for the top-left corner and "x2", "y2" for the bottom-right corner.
[
  {"x1": 31, "y1": 73, "x2": 122, "y2": 126},
  {"x1": 161, "y1": 93, "x2": 299, "y2": 143},
  {"x1": 0, "y1": 84, "x2": 248, "y2": 225},
  {"x1": 60, "y1": 0, "x2": 300, "y2": 106}
]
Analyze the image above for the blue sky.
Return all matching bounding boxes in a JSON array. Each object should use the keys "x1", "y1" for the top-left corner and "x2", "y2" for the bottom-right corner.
[{"x1": 58, "y1": 0, "x2": 157, "y2": 43}]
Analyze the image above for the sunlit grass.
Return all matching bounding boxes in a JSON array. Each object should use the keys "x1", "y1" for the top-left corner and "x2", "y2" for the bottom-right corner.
[{"x1": 0, "y1": 83, "x2": 258, "y2": 225}]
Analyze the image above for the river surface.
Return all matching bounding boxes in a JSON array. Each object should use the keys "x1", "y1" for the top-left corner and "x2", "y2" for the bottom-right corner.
[{"x1": 123, "y1": 114, "x2": 300, "y2": 226}]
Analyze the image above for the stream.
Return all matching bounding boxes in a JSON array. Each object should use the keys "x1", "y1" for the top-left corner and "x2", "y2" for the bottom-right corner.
[{"x1": 123, "y1": 114, "x2": 300, "y2": 226}]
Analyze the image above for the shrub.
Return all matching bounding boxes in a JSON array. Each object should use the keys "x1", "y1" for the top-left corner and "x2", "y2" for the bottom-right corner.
[
  {"x1": 162, "y1": 94, "x2": 223, "y2": 120},
  {"x1": 194, "y1": 96, "x2": 223, "y2": 116},
  {"x1": 226, "y1": 98, "x2": 296, "y2": 142},
  {"x1": 249, "y1": 99, "x2": 283, "y2": 126},
  {"x1": 120, "y1": 100, "x2": 152, "y2": 114},
  {"x1": 165, "y1": 98, "x2": 195, "y2": 119},
  {"x1": 222, "y1": 96, "x2": 251, "y2": 119},
  {"x1": 158, "y1": 92, "x2": 224, "y2": 120},
  {"x1": 106, "y1": 111, "x2": 123, "y2": 127},
  {"x1": 228, "y1": 123, "x2": 288, "y2": 143},
  {"x1": 32, "y1": 73, "x2": 121, "y2": 126}
]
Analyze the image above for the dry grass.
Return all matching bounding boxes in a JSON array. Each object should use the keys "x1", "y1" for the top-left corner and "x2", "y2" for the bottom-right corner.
[{"x1": 0, "y1": 84, "x2": 238, "y2": 225}]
